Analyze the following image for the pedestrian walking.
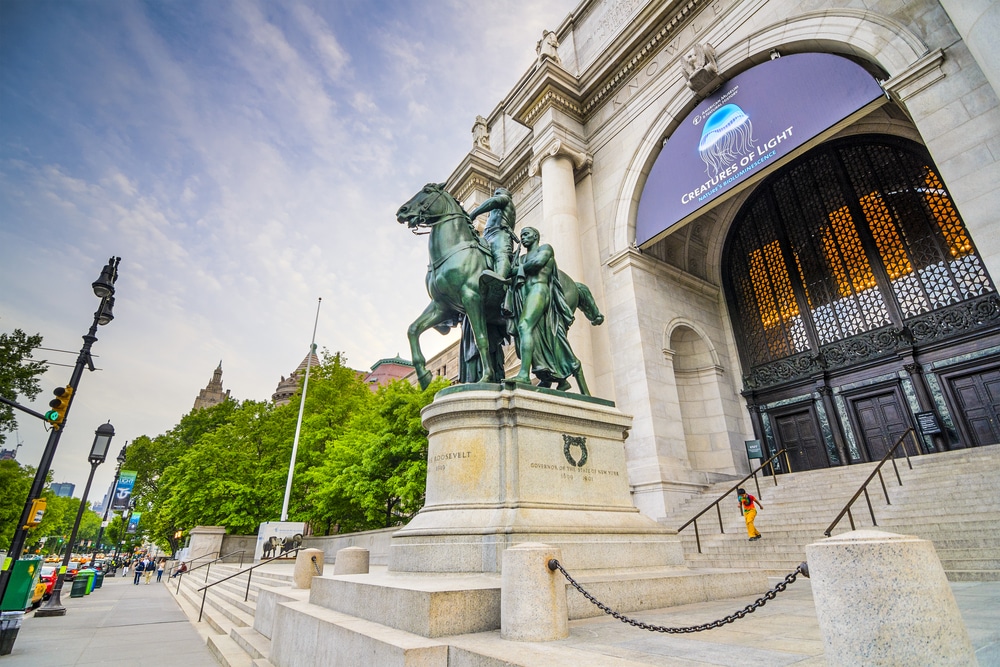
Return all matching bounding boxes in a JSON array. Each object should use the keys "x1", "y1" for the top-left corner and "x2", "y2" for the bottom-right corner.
[
  {"x1": 122, "y1": 562, "x2": 129, "y2": 578},
  {"x1": 737, "y1": 487, "x2": 764, "y2": 541},
  {"x1": 156, "y1": 560, "x2": 165, "y2": 582},
  {"x1": 133, "y1": 558, "x2": 145, "y2": 585},
  {"x1": 143, "y1": 558, "x2": 154, "y2": 584}
]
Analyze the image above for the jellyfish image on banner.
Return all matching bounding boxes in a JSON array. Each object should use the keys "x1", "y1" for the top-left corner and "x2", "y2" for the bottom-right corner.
[{"x1": 698, "y1": 104, "x2": 755, "y2": 177}]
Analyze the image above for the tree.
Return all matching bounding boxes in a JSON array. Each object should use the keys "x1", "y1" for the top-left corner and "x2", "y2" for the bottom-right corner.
[
  {"x1": 126, "y1": 400, "x2": 240, "y2": 553},
  {"x1": 0, "y1": 329, "x2": 47, "y2": 446},
  {"x1": 307, "y1": 378, "x2": 446, "y2": 531},
  {"x1": 0, "y1": 460, "x2": 35, "y2": 550}
]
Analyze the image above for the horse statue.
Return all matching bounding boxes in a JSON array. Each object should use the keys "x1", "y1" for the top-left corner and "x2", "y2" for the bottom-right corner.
[{"x1": 397, "y1": 182, "x2": 604, "y2": 391}]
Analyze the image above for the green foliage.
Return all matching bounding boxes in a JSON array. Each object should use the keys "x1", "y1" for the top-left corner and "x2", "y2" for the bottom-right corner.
[
  {"x1": 0, "y1": 329, "x2": 47, "y2": 446},
  {"x1": 306, "y1": 378, "x2": 447, "y2": 531},
  {"x1": 113, "y1": 352, "x2": 445, "y2": 546},
  {"x1": 0, "y1": 460, "x2": 34, "y2": 550}
]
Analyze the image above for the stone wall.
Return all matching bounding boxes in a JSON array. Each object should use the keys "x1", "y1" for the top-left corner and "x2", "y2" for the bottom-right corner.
[{"x1": 302, "y1": 527, "x2": 396, "y2": 566}]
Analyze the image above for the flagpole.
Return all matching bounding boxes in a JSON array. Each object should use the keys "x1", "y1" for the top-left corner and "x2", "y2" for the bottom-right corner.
[{"x1": 281, "y1": 297, "x2": 321, "y2": 521}]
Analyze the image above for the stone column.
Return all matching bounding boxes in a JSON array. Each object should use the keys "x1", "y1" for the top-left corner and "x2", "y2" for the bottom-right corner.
[
  {"x1": 501, "y1": 543, "x2": 568, "y2": 641},
  {"x1": 939, "y1": 0, "x2": 1000, "y2": 99},
  {"x1": 816, "y1": 385, "x2": 849, "y2": 465},
  {"x1": 333, "y1": 546, "x2": 369, "y2": 575},
  {"x1": 903, "y1": 361, "x2": 945, "y2": 453},
  {"x1": 292, "y1": 548, "x2": 324, "y2": 589},
  {"x1": 187, "y1": 526, "x2": 225, "y2": 565},
  {"x1": 532, "y1": 139, "x2": 595, "y2": 389},
  {"x1": 806, "y1": 530, "x2": 976, "y2": 666}
]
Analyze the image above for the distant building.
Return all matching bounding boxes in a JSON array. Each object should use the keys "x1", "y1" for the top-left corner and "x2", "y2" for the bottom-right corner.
[
  {"x1": 363, "y1": 355, "x2": 415, "y2": 391},
  {"x1": 272, "y1": 351, "x2": 322, "y2": 406},
  {"x1": 192, "y1": 361, "x2": 231, "y2": 411},
  {"x1": 50, "y1": 482, "x2": 74, "y2": 498}
]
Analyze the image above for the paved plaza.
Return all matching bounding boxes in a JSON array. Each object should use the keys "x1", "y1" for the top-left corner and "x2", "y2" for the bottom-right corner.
[
  {"x1": 4, "y1": 566, "x2": 998, "y2": 666},
  {"x1": 3, "y1": 572, "x2": 218, "y2": 667}
]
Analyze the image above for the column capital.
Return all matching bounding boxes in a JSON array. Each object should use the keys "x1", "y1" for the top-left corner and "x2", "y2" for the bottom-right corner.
[{"x1": 528, "y1": 138, "x2": 592, "y2": 177}]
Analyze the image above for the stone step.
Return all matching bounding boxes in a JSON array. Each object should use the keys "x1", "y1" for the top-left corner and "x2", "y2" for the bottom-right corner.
[
  {"x1": 269, "y1": 599, "x2": 450, "y2": 667},
  {"x1": 207, "y1": 631, "x2": 255, "y2": 667},
  {"x1": 946, "y1": 570, "x2": 1000, "y2": 582},
  {"x1": 232, "y1": 625, "x2": 271, "y2": 660}
]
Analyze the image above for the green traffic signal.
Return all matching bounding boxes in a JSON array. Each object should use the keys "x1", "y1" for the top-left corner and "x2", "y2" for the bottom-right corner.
[{"x1": 45, "y1": 386, "x2": 74, "y2": 429}]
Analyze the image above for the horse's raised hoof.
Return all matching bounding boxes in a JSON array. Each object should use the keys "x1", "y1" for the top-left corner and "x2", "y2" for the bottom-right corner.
[{"x1": 591, "y1": 314, "x2": 605, "y2": 325}]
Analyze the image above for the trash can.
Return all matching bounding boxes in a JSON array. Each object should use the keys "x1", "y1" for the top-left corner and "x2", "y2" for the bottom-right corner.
[
  {"x1": 70, "y1": 574, "x2": 89, "y2": 598},
  {"x1": 0, "y1": 611, "x2": 24, "y2": 655},
  {"x1": 0, "y1": 558, "x2": 43, "y2": 611},
  {"x1": 93, "y1": 570, "x2": 105, "y2": 589},
  {"x1": 78, "y1": 569, "x2": 96, "y2": 595}
]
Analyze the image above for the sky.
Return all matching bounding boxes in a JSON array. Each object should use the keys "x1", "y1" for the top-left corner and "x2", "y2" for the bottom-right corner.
[{"x1": 0, "y1": 0, "x2": 579, "y2": 503}]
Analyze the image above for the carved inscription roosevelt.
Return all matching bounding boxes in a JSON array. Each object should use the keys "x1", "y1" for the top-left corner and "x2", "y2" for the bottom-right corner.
[{"x1": 433, "y1": 450, "x2": 471, "y2": 471}]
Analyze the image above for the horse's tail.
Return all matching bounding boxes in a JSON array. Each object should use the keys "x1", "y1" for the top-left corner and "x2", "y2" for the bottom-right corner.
[{"x1": 574, "y1": 282, "x2": 605, "y2": 325}]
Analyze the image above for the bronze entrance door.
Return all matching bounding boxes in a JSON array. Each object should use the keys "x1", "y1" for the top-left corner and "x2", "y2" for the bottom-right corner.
[
  {"x1": 947, "y1": 367, "x2": 1000, "y2": 447},
  {"x1": 773, "y1": 408, "x2": 829, "y2": 471},
  {"x1": 850, "y1": 388, "x2": 911, "y2": 462}
]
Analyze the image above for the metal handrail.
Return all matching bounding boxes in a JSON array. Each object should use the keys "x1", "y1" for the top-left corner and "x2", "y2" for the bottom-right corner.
[
  {"x1": 678, "y1": 448, "x2": 790, "y2": 554},
  {"x1": 173, "y1": 549, "x2": 246, "y2": 593},
  {"x1": 194, "y1": 547, "x2": 305, "y2": 622},
  {"x1": 823, "y1": 429, "x2": 917, "y2": 537}
]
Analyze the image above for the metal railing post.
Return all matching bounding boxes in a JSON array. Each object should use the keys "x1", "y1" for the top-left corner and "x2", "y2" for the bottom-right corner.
[{"x1": 824, "y1": 429, "x2": 915, "y2": 536}]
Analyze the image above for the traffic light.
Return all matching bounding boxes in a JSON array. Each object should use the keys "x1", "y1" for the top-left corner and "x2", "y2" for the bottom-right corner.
[
  {"x1": 24, "y1": 498, "x2": 47, "y2": 529},
  {"x1": 44, "y1": 386, "x2": 74, "y2": 429}
]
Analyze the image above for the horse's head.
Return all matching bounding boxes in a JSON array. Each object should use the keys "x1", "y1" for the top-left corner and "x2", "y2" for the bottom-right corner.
[{"x1": 397, "y1": 182, "x2": 463, "y2": 230}]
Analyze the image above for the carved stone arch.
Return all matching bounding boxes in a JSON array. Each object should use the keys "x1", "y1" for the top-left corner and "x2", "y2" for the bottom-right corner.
[
  {"x1": 663, "y1": 318, "x2": 720, "y2": 370},
  {"x1": 664, "y1": 319, "x2": 743, "y2": 477},
  {"x1": 609, "y1": 10, "x2": 930, "y2": 257},
  {"x1": 729, "y1": 10, "x2": 928, "y2": 79}
]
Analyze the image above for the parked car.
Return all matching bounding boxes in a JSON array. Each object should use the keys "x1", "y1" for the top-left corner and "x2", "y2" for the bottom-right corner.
[
  {"x1": 39, "y1": 566, "x2": 57, "y2": 600},
  {"x1": 29, "y1": 579, "x2": 46, "y2": 609}
]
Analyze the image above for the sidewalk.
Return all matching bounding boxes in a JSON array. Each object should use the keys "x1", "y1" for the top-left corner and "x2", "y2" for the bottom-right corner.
[{"x1": 2, "y1": 571, "x2": 219, "y2": 667}]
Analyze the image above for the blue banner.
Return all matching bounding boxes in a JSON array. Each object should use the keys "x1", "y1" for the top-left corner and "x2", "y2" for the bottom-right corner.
[
  {"x1": 126, "y1": 512, "x2": 141, "y2": 534},
  {"x1": 111, "y1": 471, "x2": 137, "y2": 510},
  {"x1": 636, "y1": 53, "x2": 886, "y2": 246}
]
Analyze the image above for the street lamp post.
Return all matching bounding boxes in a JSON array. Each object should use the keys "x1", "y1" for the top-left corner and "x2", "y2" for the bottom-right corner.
[
  {"x1": 36, "y1": 422, "x2": 116, "y2": 617},
  {"x1": 0, "y1": 257, "x2": 120, "y2": 607},
  {"x1": 94, "y1": 444, "x2": 127, "y2": 556}
]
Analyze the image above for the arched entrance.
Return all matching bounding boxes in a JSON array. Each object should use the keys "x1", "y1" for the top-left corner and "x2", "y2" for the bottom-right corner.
[{"x1": 723, "y1": 135, "x2": 1000, "y2": 468}]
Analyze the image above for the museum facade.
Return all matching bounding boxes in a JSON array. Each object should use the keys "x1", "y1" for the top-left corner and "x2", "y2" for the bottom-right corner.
[{"x1": 439, "y1": 0, "x2": 1000, "y2": 520}]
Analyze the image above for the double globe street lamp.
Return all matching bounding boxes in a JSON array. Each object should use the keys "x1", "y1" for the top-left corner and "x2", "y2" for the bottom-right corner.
[
  {"x1": 36, "y1": 422, "x2": 116, "y2": 616},
  {"x1": 0, "y1": 256, "x2": 121, "y2": 611}
]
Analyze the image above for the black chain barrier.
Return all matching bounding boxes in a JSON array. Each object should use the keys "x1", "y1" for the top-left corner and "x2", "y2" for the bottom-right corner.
[{"x1": 547, "y1": 559, "x2": 809, "y2": 634}]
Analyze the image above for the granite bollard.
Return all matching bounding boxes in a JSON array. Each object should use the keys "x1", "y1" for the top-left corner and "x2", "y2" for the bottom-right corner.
[
  {"x1": 333, "y1": 546, "x2": 370, "y2": 575},
  {"x1": 501, "y1": 543, "x2": 569, "y2": 641},
  {"x1": 292, "y1": 548, "x2": 324, "y2": 589},
  {"x1": 806, "y1": 529, "x2": 977, "y2": 666}
]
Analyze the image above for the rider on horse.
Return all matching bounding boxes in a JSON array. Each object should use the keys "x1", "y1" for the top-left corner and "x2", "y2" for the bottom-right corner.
[{"x1": 468, "y1": 187, "x2": 517, "y2": 286}]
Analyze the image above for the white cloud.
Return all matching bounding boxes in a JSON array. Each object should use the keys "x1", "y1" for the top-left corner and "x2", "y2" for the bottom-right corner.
[{"x1": 0, "y1": 0, "x2": 578, "y2": 496}]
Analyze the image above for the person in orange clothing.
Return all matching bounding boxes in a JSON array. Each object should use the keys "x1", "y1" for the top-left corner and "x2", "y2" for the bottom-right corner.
[{"x1": 737, "y1": 488, "x2": 764, "y2": 541}]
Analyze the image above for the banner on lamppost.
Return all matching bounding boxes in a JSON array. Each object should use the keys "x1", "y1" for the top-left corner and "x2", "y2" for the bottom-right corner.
[
  {"x1": 126, "y1": 512, "x2": 141, "y2": 534},
  {"x1": 111, "y1": 471, "x2": 137, "y2": 510}
]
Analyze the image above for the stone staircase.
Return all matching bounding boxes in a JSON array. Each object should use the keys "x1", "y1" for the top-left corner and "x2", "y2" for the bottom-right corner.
[
  {"x1": 662, "y1": 443, "x2": 1000, "y2": 581},
  {"x1": 165, "y1": 561, "x2": 300, "y2": 667},
  {"x1": 166, "y1": 444, "x2": 1000, "y2": 667}
]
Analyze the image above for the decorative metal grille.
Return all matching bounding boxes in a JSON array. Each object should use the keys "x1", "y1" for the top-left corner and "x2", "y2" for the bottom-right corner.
[{"x1": 725, "y1": 137, "x2": 996, "y2": 389}]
